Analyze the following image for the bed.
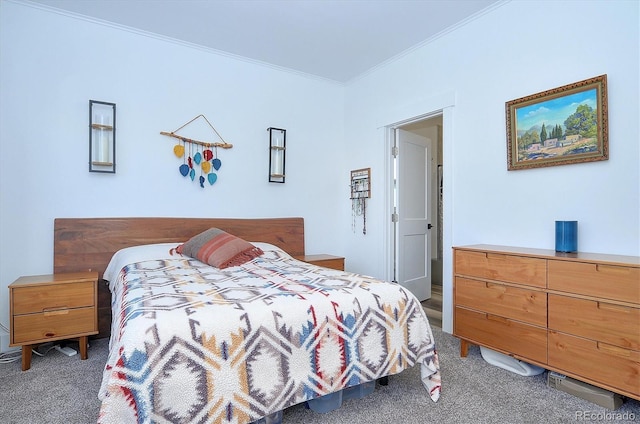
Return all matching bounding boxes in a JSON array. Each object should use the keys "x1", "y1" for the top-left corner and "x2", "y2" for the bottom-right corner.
[{"x1": 53, "y1": 217, "x2": 441, "y2": 424}]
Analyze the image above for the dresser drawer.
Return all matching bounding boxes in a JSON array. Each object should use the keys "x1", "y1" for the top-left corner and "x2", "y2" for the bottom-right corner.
[
  {"x1": 549, "y1": 295, "x2": 640, "y2": 351},
  {"x1": 12, "y1": 281, "x2": 95, "y2": 315},
  {"x1": 12, "y1": 307, "x2": 97, "y2": 344},
  {"x1": 549, "y1": 331, "x2": 640, "y2": 398},
  {"x1": 454, "y1": 307, "x2": 547, "y2": 363},
  {"x1": 455, "y1": 250, "x2": 546, "y2": 288},
  {"x1": 548, "y1": 260, "x2": 639, "y2": 304},
  {"x1": 456, "y1": 277, "x2": 547, "y2": 326}
]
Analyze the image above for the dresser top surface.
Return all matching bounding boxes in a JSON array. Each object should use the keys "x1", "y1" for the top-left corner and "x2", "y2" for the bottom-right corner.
[{"x1": 454, "y1": 244, "x2": 640, "y2": 267}]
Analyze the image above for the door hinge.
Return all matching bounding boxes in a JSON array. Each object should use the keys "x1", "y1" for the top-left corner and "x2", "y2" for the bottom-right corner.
[
  {"x1": 391, "y1": 213, "x2": 399, "y2": 223},
  {"x1": 391, "y1": 145, "x2": 398, "y2": 157}
]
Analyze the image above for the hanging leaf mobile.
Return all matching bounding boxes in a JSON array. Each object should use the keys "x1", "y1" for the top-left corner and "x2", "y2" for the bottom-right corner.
[{"x1": 161, "y1": 114, "x2": 233, "y2": 188}]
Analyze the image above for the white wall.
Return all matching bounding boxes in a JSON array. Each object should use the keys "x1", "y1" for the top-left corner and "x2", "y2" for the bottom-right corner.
[
  {"x1": 343, "y1": 0, "x2": 640, "y2": 332},
  {"x1": 0, "y1": 1, "x2": 345, "y2": 336},
  {"x1": 1, "y1": 0, "x2": 638, "y2": 343}
]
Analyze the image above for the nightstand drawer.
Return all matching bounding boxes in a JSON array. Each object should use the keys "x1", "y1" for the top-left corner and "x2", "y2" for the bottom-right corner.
[
  {"x1": 456, "y1": 277, "x2": 547, "y2": 326},
  {"x1": 12, "y1": 307, "x2": 97, "y2": 344},
  {"x1": 549, "y1": 331, "x2": 640, "y2": 398},
  {"x1": 549, "y1": 294, "x2": 640, "y2": 351},
  {"x1": 12, "y1": 281, "x2": 95, "y2": 315},
  {"x1": 455, "y1": 307, "x2": 547, "y2": 363},
  {"x1": 455, "y1": 250, "x2": 546, "y2": 288},
  {"x1": 548, "y1": 260, "x2": 639, "y2": 304}
]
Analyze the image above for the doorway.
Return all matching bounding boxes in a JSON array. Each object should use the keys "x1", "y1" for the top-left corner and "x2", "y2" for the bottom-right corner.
[{"x1": 393, "y1": 114, "x2": 443, "y2": 327}]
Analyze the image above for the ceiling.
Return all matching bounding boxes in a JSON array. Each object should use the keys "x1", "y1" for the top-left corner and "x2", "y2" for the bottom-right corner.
[{"x1": 25, "y1": 0, "x2": 501, "y2": 83}]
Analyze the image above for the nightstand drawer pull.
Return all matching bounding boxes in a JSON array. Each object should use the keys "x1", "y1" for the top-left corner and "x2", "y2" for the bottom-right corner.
[
  {"x1": 486, "y1": 314, "x2": 508, "y2": 324},
  {"x1": 485, "y1": 253, "x2": 507, "y2": 260},
  {"x1": 43, "y1": 308, "x2": 69, "y2": 316}
]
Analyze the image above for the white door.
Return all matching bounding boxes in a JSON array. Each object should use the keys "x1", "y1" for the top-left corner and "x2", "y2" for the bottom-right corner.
[{"x1": 395, "y1": 128, "x2": 431, "y2": 301}]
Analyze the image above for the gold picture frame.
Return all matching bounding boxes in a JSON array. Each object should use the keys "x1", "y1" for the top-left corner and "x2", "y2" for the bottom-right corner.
[{"x1": 506, "y1": 74, "x2": 608, "y2": 171}]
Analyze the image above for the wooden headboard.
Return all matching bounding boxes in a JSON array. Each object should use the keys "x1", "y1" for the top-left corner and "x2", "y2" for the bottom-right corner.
[
  {"x1": 54, "y1": 217, "x2": 305, "y2": 276},
  {"x1": 53, "y1": 217, "x2": 305, "y2": 338}
]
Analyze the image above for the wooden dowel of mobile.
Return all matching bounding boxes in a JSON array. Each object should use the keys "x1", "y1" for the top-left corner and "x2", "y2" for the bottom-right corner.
[{"x1": 160, "y1": 131, "x2": 233, "y2": 149}]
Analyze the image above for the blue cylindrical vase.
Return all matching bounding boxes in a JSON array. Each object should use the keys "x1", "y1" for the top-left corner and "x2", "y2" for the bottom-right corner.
[{"x1": 555, "y1": 221, "x2": 578, "y2": 252}]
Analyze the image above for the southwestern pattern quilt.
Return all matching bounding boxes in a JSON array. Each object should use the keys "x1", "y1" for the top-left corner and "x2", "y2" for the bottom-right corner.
[{"x1": 98, "y1": 244, "x2": 441, "y2": 424}]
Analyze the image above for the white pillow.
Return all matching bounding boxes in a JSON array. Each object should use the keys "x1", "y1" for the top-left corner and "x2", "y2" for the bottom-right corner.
[
  {"x1": 250, "y1": 242, "x2": 293, "y2": 258},
  {"x1": 104, "y1": 241, "x2": 293, "y2": 281},
  {"x1": 103, "y1": 243, "x2": 181, "y2": 281}
]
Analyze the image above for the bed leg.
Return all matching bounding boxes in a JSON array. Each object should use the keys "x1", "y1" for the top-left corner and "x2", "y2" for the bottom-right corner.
[{"x1": 378, "y1": 376, "x2": 389, "y2": 386}]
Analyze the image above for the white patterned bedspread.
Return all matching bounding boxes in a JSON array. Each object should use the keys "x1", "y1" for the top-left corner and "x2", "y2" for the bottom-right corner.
[{"x1": 98, "y1": 243, "x2": 441, "y2": 424}]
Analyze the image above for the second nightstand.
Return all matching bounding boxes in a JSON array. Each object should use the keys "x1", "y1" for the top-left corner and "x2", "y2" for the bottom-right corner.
[
  {"x1": 295, "y1": 254, "x2": 345, "y2": 271},
  {"x1": 9, "y1": 271, "x2": 98, "y2": 370}
]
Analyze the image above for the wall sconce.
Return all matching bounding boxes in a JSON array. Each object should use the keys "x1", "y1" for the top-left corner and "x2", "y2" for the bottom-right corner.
[
  {"x1": 268, "y1": 127, "x2": 286, "y2": 183},
  {"x1": 89, "y1": 100, "x2": 116, "y2": 173}
]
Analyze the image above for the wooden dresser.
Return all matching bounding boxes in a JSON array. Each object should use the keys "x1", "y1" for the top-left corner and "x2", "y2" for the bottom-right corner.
[{"x1": 453, "y1": 245, "x2": 639, "y2": 400}]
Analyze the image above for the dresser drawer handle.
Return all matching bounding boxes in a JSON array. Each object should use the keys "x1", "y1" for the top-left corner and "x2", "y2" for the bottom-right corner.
[
  {"x1": 43, "y1": 309, "x2": 69, "y2": 316},
  {"x1": 597, "y1": 342, "x2": 631, "y2": 357},
  {"x1": 597, "y1": 302, "x2": 631, "y2": 312},
  {"x1": 595, "y1": 264, "x2": 630, "y2": 274}
]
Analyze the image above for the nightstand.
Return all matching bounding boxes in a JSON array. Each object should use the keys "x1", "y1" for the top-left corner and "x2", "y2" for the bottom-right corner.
[
  {"x1": 295, "y1": 254, "x2": 345, "y2": 271},
  {"x1": 9, "y1": 272, "x2": 98, "y2": 370}
]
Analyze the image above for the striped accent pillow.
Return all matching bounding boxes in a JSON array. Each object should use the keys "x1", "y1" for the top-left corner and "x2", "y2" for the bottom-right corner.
[{"x1": 176, "y1": 228, "x2": 264, "y2": 269}]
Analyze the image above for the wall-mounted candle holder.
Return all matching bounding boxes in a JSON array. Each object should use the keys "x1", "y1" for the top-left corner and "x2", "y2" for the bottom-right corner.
[
  {"x1": 268, "y1": 127, "x2": 286, "y2": 183},
  {"x1": 89, "y1": 100, "x2": 116, "y2": 173}
]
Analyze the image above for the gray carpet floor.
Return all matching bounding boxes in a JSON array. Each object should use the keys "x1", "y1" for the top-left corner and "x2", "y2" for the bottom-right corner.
[{"x1": 1, "y1": 327, "x2": 638, "y2": 423}]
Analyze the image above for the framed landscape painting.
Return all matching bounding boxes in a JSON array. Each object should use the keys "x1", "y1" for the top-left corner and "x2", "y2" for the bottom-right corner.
[{"x1": 506, "y1": 75, "x2": 608, "y2": 171}]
